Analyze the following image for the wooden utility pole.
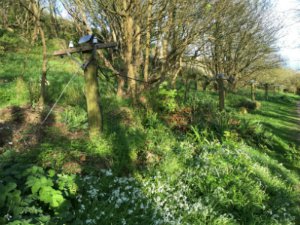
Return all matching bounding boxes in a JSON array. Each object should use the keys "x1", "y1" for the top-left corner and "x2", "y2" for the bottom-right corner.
[
  {"x1": 53, "y1": 36, "x2": 117, "y2": 138},
  {"x1": 216, "y1": 74, "x2": 225, "y2": 111},
  {"x1": 83, "y1": 50, "x2": 102, "y2": 138}
]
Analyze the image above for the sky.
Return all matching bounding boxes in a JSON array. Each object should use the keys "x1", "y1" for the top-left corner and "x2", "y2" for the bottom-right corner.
[{"x1": 275, "y1": 0, "x2": 300, "y2": 70}]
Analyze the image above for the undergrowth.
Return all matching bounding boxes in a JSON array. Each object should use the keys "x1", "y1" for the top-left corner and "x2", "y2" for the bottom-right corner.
[{"x1": 1, "y1": 43, "x2": 300, "y2": 225}]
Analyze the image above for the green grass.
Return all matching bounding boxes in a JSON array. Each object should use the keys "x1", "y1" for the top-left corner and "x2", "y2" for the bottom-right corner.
[
  {"x1": 0, "y1": 39, "x2": 84, "y2": 108},
  {"x1": 1, "y1": 44, "x2": 300, "y2": 224},
  {"x1": 227, "y1": 90, "x2": 300, "y2": 172}
]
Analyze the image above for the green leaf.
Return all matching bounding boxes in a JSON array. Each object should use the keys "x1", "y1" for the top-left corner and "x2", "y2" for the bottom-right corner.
[
  {"x1": 26, "y1": 176, "x2": 53, "y2": 194},
  {"x1": 39, "y1": 186, "x2": 64, "y2": 208},
  {"x1": 48, "y1": 169, "x2": 56, "y2": 178},
  {"x1": 0, "y1": 182, "x2": 17, "y2": 207}
]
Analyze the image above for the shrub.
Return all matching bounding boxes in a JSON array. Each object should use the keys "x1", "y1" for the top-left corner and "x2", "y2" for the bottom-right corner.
[
  {"x1": 237, "y1": 99, "x2": 261, "y2": 111},
  {"x1": 185, "y1": 93, "x2": 218, "y2": 126},
  {"x1": 211, "y1": 111, "x2": 233, "y2": 139},
  {"x1": 150, "y1": 82, "x2": 178, "y2": 113},
  {"x1": 0, "y1": 164, "x2": 76, "y2": 224},
  {"x1": 142, "y1": 110, "x2": 160, "y2": 129}
]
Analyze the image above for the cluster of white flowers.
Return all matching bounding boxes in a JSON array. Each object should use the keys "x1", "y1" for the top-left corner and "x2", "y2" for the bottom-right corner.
[
  {"x1": 143, "y1": 173, "x2": 233, "y2": 225},
  {"x1": 70, "y1": 142, "x2": 297, "y2": 225},
  {"x1": 74, "y1": 169, "x2": 162, "y2": 224},
  {"x1": 4, "y1": 214, "x2": 12, "y2": 221}
]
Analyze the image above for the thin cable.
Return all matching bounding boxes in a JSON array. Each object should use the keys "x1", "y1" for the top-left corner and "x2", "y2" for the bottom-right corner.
[
  {"x1": 40, "y1": 68, "x2": 82, "y2": 125},
  {"x1": 66, "y1": 52, "x2": 84, "y2": 68},
  {"x1": 40, "y1": 45, "x2": 86, "y2": 125},
  {"x1": 97, "y1": 66, "x2": 149, "y2": 83}
]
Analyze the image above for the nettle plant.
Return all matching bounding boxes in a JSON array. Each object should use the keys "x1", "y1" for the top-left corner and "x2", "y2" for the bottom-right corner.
[
  {"x1": 0, "y1": 165, "x2": 77, "y2": 224},
  {"x1": 155, "y1": 82, "x2": 178, "y2": 113}
]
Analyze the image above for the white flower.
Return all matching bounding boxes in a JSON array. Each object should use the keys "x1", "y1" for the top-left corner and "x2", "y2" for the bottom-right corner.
[
  {"x1": 4, "y1": 214, "x2": 12, "y2": 221},
  {"x1": 105, "y1": 169, "x2": 113, "y2": 176},
  {"x1": 86, "y1": 219, "x2": 96, "y2": 224}
]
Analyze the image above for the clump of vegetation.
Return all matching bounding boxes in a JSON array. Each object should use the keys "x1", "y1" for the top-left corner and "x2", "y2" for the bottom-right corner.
[
  {"x1": 1, "y1": 131, "x2": 299, "y2": 225},
  {"x1": 60, "y1": 106, "x2": 88, "y2": 132},
  {"x1": 1, "y1": 0, "x2": 300, "y2": 224},
  {"x1": 237, "y1": 99, "x2": 261, "y2": 111}
]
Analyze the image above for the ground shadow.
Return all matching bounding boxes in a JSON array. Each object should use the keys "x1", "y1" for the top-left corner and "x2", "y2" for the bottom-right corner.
[{"x1": 0, "y1": 106, "x2": 25, "y2": 148}]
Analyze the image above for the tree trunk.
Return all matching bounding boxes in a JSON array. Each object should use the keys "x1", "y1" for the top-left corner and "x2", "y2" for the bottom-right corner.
[
  {"x1": 203, "y1": 80, "x2": 210, "y2": 91},
  {"x1": 49, "y1": 0, "x2": 59, "y2": 38},
  {"x1": 143, "y1": 0, "x2": 153, "y2": 85},
  {"x1": 217, "y1": 78, "x2": 225, "y2": 111},
  {"x1": 184, "y1": 78, "x2": 190, "y2": 102},
  {"x1": 38, "y1": 26, "x2": 47, "y2": 107},
  {"x1": 117, "y1": 76, "x2": 125, "y2": 97},
  {"x1": 124, "y1": 16, "x2": 136, "y2": 99},
  {"x1": 264, "y1": 83, "x2": 269, "y2": 100},
  {"x1": 171, "y1": 57, "x2": 182, "y2": 87}
]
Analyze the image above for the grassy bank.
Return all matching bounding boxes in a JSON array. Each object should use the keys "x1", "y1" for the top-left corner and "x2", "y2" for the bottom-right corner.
[{"x1": 1, "y1": 45, "x2": 300, "y2": 224}]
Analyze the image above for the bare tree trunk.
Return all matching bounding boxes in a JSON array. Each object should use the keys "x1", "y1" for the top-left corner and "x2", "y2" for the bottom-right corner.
[
  {"x1": 143, "y1": 0, "x2": 153, "y2": 84},
  {"x1": 171, "y1": 57, "x2": 182, "y2": 87},
  {"x1": 117, "y1": 76, "x2": 125, "y2": 97},
  {"x1": 217, "y1": 78, "x2": 225, "y2": 111},
  {"x1": 264, "y1": 83, "x2": 269, "y2": 100},
  {"x1": 39, "y1": 26, "x2": 47, "y2": 107},
  {"x1": 124, "y1": 16, "x2": 135, "y2": 98},
  {"x1": 133, "y1": 24, "x2": 142, "y2": 95},
  {"x1": 203, "y1": 80, "x2": 210, "y2": 91},
  {"x1": 48, "y1": 0, "x2": 59, "y2": 37},
  {"x1": 184, "y1": 78, "x2": 190, "y2": 102}
]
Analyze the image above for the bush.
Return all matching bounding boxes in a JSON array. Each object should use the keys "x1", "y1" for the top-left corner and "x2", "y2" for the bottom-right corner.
[
  {"x1": 142, "y1": 110, "x2": 160, "y2": 129},
  {"x1": 237, "y1": 99, "x2": 261, "y2": 111},
  {"x1": 150, "y1": 82, "x2": 178, "y2": 113},
  {"x1": 185, "y1": 92, "x2": 218, "y2": 127},
  {"x1": 211, "y1": 111, "x2": 234, "y2": 139},
  {"x1": 0, "y1": 163, "x2": 76, "y2": 224}
]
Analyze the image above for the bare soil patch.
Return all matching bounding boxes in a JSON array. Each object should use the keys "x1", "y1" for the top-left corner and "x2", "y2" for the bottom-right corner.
[{"x1": 0, "y1": 105, "x2": 85, "y2": 151}]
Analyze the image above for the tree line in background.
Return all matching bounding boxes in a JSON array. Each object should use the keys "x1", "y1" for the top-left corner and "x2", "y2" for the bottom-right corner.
[{"x1": 1, "y1": 0, "x2": 299, "y2": 103}]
